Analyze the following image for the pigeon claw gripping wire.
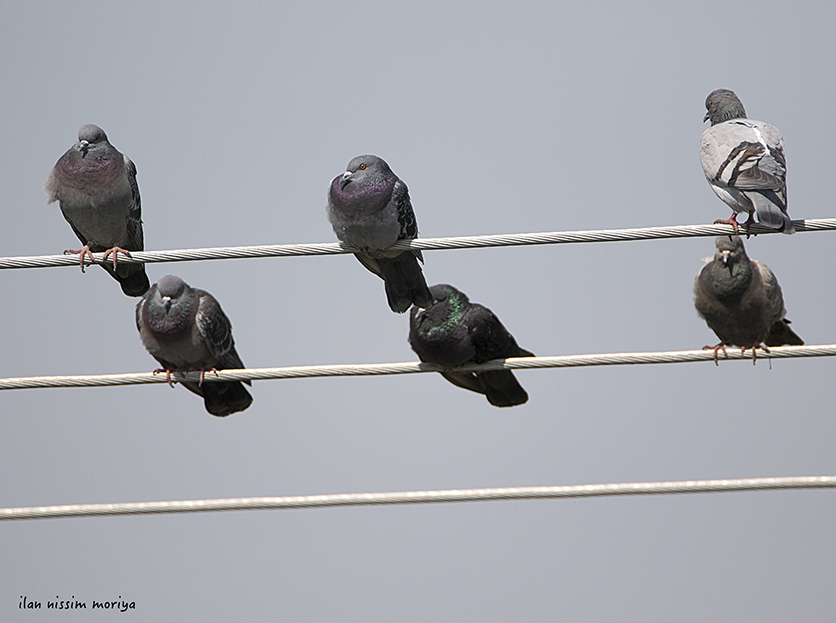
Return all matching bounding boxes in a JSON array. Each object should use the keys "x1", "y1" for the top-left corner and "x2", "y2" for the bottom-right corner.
[
  {"x1": 740, "y1": 343, "x2": 770, "y2": 365},
  {"x1": 703, "y1": 343, "x2": 729, "y2": 366},
  {"x1": 101, "y1": 246, "x2": 132, "y2": 268},
  {"x1": 153, "y1": 367, "x2": 181, "y2": 388},
  {"x1": 713, "y1": 216, "x2": 740, "y2": 235},
  {"x1": 196, "y1": 367, "x2": 219, "y2": 387},
  {"x1": 63, "y1": 245, "x2": 96, "y2": 273}
]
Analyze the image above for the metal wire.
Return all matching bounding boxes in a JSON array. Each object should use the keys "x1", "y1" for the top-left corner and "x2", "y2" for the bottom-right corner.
[
  {"x1": 2, "y1": 218, "x2": 834, "y2": 270},
  {"x1": 2, "y1": 475, "x2": 832, "y2": 521},
  {"x1": 1, "y1": 344, "x2": 835, "y2": 391}
]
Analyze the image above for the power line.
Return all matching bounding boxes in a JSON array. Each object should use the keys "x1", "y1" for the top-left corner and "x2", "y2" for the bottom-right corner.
[
  {"x1": 2, "y1": 475, "x2": 832, "y2": 521},
  {"x1": 2, "y1": 218, "x2": 834, "y2": 270},
  {"x1": 2, "y1": 344, "x2": 834, "y2": 391}
]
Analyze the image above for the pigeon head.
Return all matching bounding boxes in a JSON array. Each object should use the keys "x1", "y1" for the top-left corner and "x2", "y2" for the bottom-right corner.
[
  {"x1": 704, "y1": 89, "x2": 747, "y2": 125},
  {"x1": 428, "y1": 283, "x2": 468, "y2": 307},
  {"x1": 156, "y1": 274, "x2": 189, "y2": 300},
  {"x1": 143, "y1": 275, "x2": 197, "y2": 334},
  {"x1": 412, "y1": 284, "x2": 469, "y2": 326},
  {"x1": 340, "y1": 154, "x2": 392, "y2": 186},
  {"x1": 709, "y1": 236, "x2": 753, "y2": 290},
  {"x1": 329, "y1": 154, "x2": 397, "y2": 213},
  {"x1": 76, "y1": 124, "x2": 109, "y2": 154},
  {"x1": 713, "y1": 235, "x2": 747, "y2": 266}
]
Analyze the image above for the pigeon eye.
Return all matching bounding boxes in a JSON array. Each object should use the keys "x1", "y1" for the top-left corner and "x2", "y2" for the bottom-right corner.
[{"x1": 359, "y1": 164, "x2": 366, "y2": 170}]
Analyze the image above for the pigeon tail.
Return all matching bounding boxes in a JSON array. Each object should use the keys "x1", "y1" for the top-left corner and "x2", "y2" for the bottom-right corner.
[
  {"x1": 376, "y1": 252, "x2": 432, "y2": 313},
  {"x1": 180, "y1": 380, "x2": 253, "y2": 417},
  {"x1": 749, "y1": 191, "x2": 795, "y2": 234},
  {"x1": 477, "y1": 370, "x2": 529, "y2": 407},
  {"x1": 764, "y1": 319, "x2": 804, "y2": 347},
  {"x1": 103, "y1": 263, "x2": 150, "y2": 297}
]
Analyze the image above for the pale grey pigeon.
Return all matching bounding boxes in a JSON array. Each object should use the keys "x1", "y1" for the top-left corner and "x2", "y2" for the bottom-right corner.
[
  {"x1": 327, "y1": 155, "x2": 432, "y2": 313},
  {"x1": 409, "y1": 284, "x2": 534, "y2": 407},
  {"x1": 700, "y1": 89, "x2": 794, "y2": 234},
  {"x1": 694, "y1": 236, "x2": 803, "y2": 364},
  {"x1": 136, "y1": 275, "x2": 252, "y2": 417},
  {"x1": 46, "y1": 124, "x2": 150, "y2": 296}
]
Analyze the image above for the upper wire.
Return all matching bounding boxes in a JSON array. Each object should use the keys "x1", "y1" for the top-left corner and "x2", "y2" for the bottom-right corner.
[{"x1": 2, "y1": 219, "x2": 834, "y2": 270}]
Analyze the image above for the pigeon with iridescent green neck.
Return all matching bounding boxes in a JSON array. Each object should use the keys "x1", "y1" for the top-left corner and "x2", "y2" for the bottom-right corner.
[
  {"x1": 700, "y1": 89, "x2": 794, "y2": 234},
  {"x1": 327, "y1": 154, "x2": 432, "y2": 313},
  {"x1": 694, "y1": 236, "x2": 803, "y2": 363},
  {"x1": 46, "y1": 124, "x2": 150, "y2": 296},
  {"x1": 137, "y1": 275, "x2": 252, "y2": 416},
  {"x1": 409, "y1": 284, "x2": 533, "y2": 407}
]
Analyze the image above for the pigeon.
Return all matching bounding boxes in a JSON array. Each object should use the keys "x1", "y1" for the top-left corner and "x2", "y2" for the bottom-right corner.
[
  {"x1": 694, "y1": 236, "x2": 803, "y2": 364},
  {"x1": 409, "y1": 284, "x2": 534, "y2": 407},
  {"x1": 700, "y1": 89, "x2": 794, "y2": 235},
  {"x1": 327, "y1": 155, "x2": 432, "y2": 313},
  {"x1": 136, "y1": 275, "x2": 252, "y2": 416},
  {"x1": 46, "y1": 124, "x2": 150, "y2": 296}
]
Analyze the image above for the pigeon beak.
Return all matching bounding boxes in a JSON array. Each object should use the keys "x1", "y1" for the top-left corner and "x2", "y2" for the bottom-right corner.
[
  {"x1": 720, "y1": 250, "x2": 731, "y2": 265},
  {"x1": 413, "y1": 306, "x2": 426, "y2": 319},
  {"x1": 79, "y1": 139, "x2": 90, "y2": 155},
  {"x1": 162, "y1": 296, "x2": 172, "y2": 311},
  {"x1": 339, "y1": 171, "x2": 352, "y2": 189}
]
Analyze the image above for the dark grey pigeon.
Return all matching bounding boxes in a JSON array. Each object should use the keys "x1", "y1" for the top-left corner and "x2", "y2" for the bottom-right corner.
[
  {"x1": 327, "y1": 155, "x2": 432, "y2": 313},
  {"x1": 409, "y1": 284, "x2": 534, "y2": 407},
  {"x1": 46, "y1": 124, "x2": 150, "y2": 296},
  {"x1": 700, "y1": 89, "x2": 794, "y2": 234},
  {"x1": 694, "y1": 236, "x2": 803, "y2": 364},
  {"x1": 136, "y1": 275, "x2": 252, "y2": 417}
]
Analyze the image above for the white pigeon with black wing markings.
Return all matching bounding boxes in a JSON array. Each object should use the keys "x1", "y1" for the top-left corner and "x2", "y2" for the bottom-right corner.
[
  {"x1": 327, "y1": 154, "x2": 432, "y2": 313},
  {"x1": 700, "y1": 89, "x2": 794, "y2": 234},
  {"x1": 137, "y1": 275, "x2": 252, "y2": 417},
  {"x1": 46, "y1": 124, "x2": 150, "y2": 295}
]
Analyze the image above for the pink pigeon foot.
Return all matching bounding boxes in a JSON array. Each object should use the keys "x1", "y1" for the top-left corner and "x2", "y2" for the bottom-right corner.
[
  {"x1": 713, "y1": 215, "x2": 740, "y2": 234},
  {"x1": 740, "y1": 343, "x2": 770, "y2": 365},
  {"x1": 195, "y1": 367, "x2": 219, "y2": 386},
  {"x1": 153, "y1": 367, "x2": 181, "y2": 388},
  {"x1": 102, "y1": 246, "x2": 132, "y2": 268},
  {"x1": 64, "y1": 245, "x2": 95, "y2": 273},
  {"x1": 703, "y1": 342, "x2": 729, "y2": 366}
]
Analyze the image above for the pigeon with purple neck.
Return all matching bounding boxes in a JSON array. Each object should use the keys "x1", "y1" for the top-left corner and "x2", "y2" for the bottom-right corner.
[
  {"x1": 137, "y1": 275, "x2": 252, "y2": 417},
  {"x1": 46, "y1": 124, "x2": 149, "y2": 296},
  {"x1": 327, "y1": 154, "x2": 432, "y2": 313}
]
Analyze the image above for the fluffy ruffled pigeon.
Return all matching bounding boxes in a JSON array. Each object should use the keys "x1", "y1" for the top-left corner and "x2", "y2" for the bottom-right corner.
[
  {"x1": 700, "y1": 89, "x2": 794, "y2": 234},
  {"x1": 327, "y1": 154, "x2": 432, "y2": 313},
  {"x1": 409, "y1": 284, "x2": 534, "y2": 407},
  {"x1": 46, "y1": 124, "x2": 150, "y2": 296},
  {"x1": 694, "y1": 236, "x2": 803, "y2": 363},
  {"x1": 137, "y1": 275, "x2": 252, "y2": 416}
]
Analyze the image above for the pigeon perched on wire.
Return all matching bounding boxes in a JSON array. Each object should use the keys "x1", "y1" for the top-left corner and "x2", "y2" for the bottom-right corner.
[
  {"x1": 694, "y1": 236, "x2": 803, "y2": 364},
  {"x1": 327, "y1": 154, "x2": 432, "y2": 313},
  {"x1": 46, "y1": 124, "x2": 150, "y2": 296},
  {"x1": 136, "y1": 275, "x2": 252, "y2": 416},
  {"x1": 409, "y1": 284, "x2": 534, "y2": 407},
  {"x1": 700, "y1": 89, "x2": 794, "y2": 234}
]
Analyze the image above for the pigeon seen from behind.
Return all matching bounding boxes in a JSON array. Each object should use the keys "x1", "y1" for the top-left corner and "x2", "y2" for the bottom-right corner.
[
  {"x1": 694, "y1": 236, "x2": 803, "y2": 363},
  {"x1": 46, "y1": 124, "x2": 150, "y2": 296},
  {"x1": 137, "y1": 275, "x2": 253, "y2": 416},
  {"x1": 327, "y1": 154, "x2": 432, "y2": 313},
  {"x1": 700, "y1": 89, "x2": 794, "y2": 234},
  {"x1": 409, "y1": 284, "x2": 534, "y2": 407}
]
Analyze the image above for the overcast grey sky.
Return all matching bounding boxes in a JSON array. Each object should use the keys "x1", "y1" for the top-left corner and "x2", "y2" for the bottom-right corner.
[{"x1": 2, "y1": 1, "x2": 835, "y2": 620}]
